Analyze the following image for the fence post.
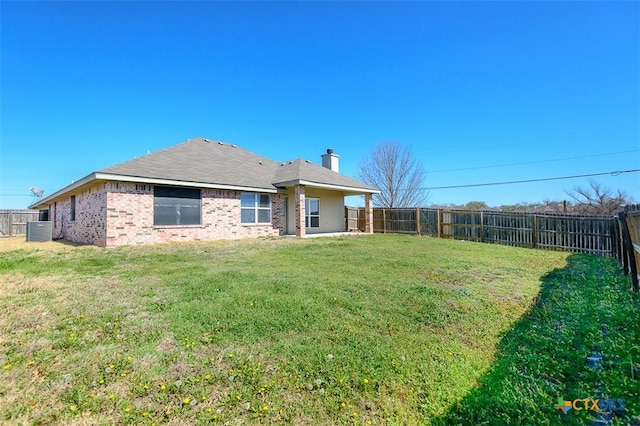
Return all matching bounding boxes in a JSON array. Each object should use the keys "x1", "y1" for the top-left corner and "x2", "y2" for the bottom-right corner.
[
  {"x1": 532, "y1": 214, "x2": 538, "y2": 249},
  {"x1": 620, "y1": 218, "x2": 630, "y2": 276},
  {"x1": 345, "y1": 206, "x2": 348, "y2": 231},
  {"x1": 437, "y1": 209, "x2": 441, "y2": 238},
  {"x1": 616, "y1": 218, "x2": 624, "y2": 263},
  {"x1": 610, "y1": 218, "x2": 619, "y2": 260},
  {"x1": 8, "y1": 212, "x2": 13, "y2": 237},
  {"x1": 619, "y1": 212, "x2": 638, "y2": 291},
  {"x1": 479, "y1": 211, "x2": 484, "y2": 242},
  {"x1": 383, "y1": 209, "x2": 386, "y2": 234},
  {"x1": 416, "y1": 207, "x2": 421, "y2": 236}
]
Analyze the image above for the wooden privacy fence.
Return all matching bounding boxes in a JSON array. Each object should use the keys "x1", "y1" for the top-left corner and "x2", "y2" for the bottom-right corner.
[
  {"x1": 0, "y1": 210, "x2": 40, "y2": 237},
  {"x1": 346, "y1": 207, "x2": 364, "y2": 232},
  {"x1": 618, "y1": 205, "x2": 640, "y2": 291},
  {"x1": 347, "y1": 207, "x2": 620, "y2": 256}
]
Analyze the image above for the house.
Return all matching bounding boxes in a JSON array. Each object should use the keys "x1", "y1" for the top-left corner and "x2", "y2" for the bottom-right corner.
[{"x1": 29, "y1": 137, "x2": 379, "y2": 247}]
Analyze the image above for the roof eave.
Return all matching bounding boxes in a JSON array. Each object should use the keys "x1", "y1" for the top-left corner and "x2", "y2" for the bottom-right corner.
[
  {"x1": 29, "y1": 172, "x2": 279, "y2": 209},
  {"x1": 95, "y1": 173, "x2": 279, "y2": 193},
  {"x1": 29, "y1": 172, "x2": 99, "y2": 209},
  {"x1": 273, "y1": 179, "x2": 380, "y2": 195}
]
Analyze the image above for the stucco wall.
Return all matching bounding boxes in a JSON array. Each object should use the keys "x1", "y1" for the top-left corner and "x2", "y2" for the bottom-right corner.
[{"x1": 285, "y1": 187, "x2": 346, "y2": 234}]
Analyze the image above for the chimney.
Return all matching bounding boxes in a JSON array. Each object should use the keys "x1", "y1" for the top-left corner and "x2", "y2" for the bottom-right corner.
[{"x1": 321, "y1": 148, "x2": 339, "y2": 173}]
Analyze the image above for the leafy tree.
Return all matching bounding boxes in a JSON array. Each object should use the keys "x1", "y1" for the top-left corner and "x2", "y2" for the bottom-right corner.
[
  {"x1": 463, "y1": 201, "x2": 489, "y2": 210},
  {"x1": 499, "y1": 202, "x2": 534, "y2": 212},
  {"x1": 357, "y1": 141, "x2": 429, "y2": 208}
]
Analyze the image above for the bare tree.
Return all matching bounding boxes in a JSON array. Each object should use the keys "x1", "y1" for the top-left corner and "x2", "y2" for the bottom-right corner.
[
  {"x1": 357, "y1": 141, "x2": 429, "y2": 207},
  {"x1": 566, "y1": 181, "x2": 630, "y2": 215}
]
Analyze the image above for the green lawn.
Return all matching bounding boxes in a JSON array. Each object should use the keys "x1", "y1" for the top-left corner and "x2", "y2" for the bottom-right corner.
[{"x1": 0, "y1": 234, "x2": 638, "y2": 425}]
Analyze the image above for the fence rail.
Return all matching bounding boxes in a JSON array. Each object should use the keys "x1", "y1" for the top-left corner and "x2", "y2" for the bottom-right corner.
[
  {"x1": 0, "y1": 210, "x2": 40, "y2": 237},
  {"x1": 349, "y1": 207, "x2": 621, "y2": 256}
]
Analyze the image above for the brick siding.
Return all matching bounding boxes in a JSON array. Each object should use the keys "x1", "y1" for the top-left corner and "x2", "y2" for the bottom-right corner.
[
  {"x1": 294, "y1": 184, "x2": 305, "y2": 237},
  {"x1": 49, "y1": 183, "x2": 107, "y2": 246},
  {"x1": 50, "y1": 182, "x2": 283, "y2": 247}
]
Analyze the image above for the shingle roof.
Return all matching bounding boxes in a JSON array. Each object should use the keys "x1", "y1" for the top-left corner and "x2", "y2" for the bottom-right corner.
[
  {"x1": 101, "y1": 138, "x2": 281, "y2": 191},
  {"x1": 272, "y1": 159, "x2": 378, "y2": 191},
  {"x1": 30, "y1": 137, "x2": 378, "y2": 209},
  {"x1": 103, "y1": 137, "x2": 377, "y2": 192}
]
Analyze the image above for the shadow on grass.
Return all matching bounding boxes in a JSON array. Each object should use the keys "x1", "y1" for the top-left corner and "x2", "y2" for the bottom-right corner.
[{"x1": 433, "y1": 253, "x2": 640, "y2": 426}]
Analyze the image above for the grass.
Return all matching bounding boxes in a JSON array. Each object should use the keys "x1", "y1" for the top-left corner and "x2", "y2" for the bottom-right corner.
[
  {"x1": 0, "y1": 234, "x2": 638, "y2": 425},
  {"x1": 437, "y1": 252, "x2": 640, "y2": 425}
]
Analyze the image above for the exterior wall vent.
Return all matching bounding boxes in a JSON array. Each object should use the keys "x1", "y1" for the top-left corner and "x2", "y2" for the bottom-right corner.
[{"x1": 26, "y1": 221, "x2": 53, "y2": 242}]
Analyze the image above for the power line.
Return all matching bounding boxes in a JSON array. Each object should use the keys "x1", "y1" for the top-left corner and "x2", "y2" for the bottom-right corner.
[
  {"x1": 423, "y1": 169, "x2": 640, "y2": 190},
  {"x1": 428, "y1": 149, "x2": 640, "y2": 174}
]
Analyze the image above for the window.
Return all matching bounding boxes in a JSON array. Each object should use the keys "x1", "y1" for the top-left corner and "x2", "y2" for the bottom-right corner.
[
  {"x1": 154, "y1": 186, "x2": 201, "y2": 226},
  {"x1": 241, "y1": 193, "x2": 271, "y2": 224},
  {"x1": 305, "y1": 198, "x2": 320, "y2": 228},
  {"x1": 70, "y1": 195, "x2": 76, "y2": 221}
]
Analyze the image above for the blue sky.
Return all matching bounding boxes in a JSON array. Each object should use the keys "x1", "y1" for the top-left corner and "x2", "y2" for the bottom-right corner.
[{"x1": 1, "y1": 1, "x2": 638, "y2": 209}]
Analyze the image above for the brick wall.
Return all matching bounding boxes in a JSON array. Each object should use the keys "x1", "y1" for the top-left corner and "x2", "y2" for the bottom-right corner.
[
  {"x1": 272, "y1": 194, "x2": 286, "y2": 236},
  {"x1": 49, "y1": 183, "x2": 108, "y2": 246},
  {"x1": 294, "y1": 184, "x2": 305, "y2": 237},
  {"x1": 47, "y1": 182, "x2": 286, "y2": 247},
  {"x1": 102, "y1": 183, "x2": 282, "y2": 247}
]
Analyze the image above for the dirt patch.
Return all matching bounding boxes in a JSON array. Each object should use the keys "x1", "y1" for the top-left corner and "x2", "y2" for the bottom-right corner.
[
  {"x1": 0, "y1": 273, "x2": 67, "y2": 294},
  {"x1": 157, "y1": 335, "x2": 178, "y2": 354}
]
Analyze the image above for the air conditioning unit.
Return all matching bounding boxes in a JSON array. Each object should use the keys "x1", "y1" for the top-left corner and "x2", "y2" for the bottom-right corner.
[{"x1": 26, "y1": 221, "x2": 53, "y2": 242}]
